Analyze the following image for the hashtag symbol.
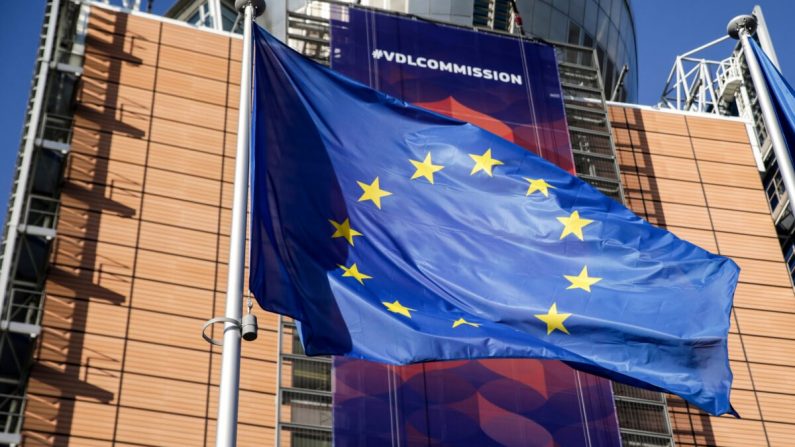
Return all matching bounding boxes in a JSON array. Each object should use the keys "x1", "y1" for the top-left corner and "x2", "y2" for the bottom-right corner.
[{"x1": 371, "y1": 49, "x2": 383, "y2": 60}]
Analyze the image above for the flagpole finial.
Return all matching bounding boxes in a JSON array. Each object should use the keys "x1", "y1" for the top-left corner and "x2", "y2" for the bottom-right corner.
[
  {"x1": 727, "y1": 14, "x2": 757, "y2": 39},
  {"x1": 235, "y1": 0, "x2": 266, "y2": 17}
]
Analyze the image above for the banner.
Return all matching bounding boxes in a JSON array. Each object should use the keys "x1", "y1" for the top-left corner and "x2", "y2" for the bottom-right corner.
[{"x1": 329, "y1": 7, "x2": 620, "y2": 446}]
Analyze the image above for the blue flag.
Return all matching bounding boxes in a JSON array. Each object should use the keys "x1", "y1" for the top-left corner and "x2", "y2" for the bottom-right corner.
[
  {"x1": 750, "y1": 38, "x2": 795, "y2": 164},
  {"x1": 249, "y1": 25, "x2": 739, "y2": 416}
]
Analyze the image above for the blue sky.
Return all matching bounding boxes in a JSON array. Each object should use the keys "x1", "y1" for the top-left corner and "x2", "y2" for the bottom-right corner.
[{"x1": 0, "y1": 1, "x2": 793, "y2": 228}]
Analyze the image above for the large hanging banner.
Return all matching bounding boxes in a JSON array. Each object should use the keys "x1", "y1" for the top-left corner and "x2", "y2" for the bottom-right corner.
[{"x1": 329, "y1": 7, "x2": 620, "y2": 446}]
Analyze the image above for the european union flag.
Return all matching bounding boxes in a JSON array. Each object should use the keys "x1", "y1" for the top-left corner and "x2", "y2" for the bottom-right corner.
[{"x1": 249, "y1": 25, "x2": 739, "y2": 416}]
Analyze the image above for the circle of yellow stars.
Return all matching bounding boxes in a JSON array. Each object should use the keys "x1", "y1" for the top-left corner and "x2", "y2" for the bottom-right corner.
[{"x1": 327, "y1": 147, "x2": 603, "y2": 335}]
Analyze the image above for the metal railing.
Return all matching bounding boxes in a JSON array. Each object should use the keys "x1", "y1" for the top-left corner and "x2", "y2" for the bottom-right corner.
[
  {"x1": 38, "y1": 113, "x2": 73, "y2": 146},
  {"x1": 0, "y1": 393, "x2": 25, "y2": 440},
  {"x1": 3, "y1": 288, "x2": 45, "y2": 327},
  {"x1": 24, "y1": 194, "x2": 60, "y2": 231}
]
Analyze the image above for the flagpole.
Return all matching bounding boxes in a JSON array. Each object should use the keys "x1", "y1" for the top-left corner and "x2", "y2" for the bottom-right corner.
[
  {"x1": 730, "y1": 14, "x2": 795, "y2": 218},
  {"x1": 215, "y1": 1, "x2": 262, "y2": 446}
]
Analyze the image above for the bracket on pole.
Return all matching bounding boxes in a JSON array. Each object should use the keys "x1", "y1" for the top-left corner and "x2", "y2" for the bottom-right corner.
[
  {"x1": 202, "y1": 317, "x2": 241, "y2": 346},
  {"x1": 202, "y1": 299, "x2": 259, "y2": 346}
]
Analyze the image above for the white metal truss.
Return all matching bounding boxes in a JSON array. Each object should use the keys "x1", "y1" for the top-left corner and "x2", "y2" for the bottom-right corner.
[{"x1": 658, "y1": 35, "x2": 743, "y2": 115}]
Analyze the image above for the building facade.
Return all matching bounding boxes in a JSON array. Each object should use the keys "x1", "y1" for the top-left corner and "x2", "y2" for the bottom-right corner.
[{"x1": 0, "y1": 1, "x2": 792, "y2": 446}]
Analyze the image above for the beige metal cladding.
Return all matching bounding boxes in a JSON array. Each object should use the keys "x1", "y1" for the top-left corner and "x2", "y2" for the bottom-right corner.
[
  {"x1": 612, "y1": 105, "x2": 795, "y2": 447},
  {"x1": 21, "y1": 6, "x2": 276, "y2": 447}
]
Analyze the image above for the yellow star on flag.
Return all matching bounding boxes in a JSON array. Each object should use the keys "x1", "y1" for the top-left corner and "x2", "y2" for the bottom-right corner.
[
  {"x1": 337, "y1": 262, "x2": 372, "y2": 284},
  {"x1": 382, "y1": 300, "x2": 415, "y2": 318},
  {"x1": 524, "y1": 178, "x2": 555, "y2": 197},
  {"x1": 357, "y1": 177, "x2": 392, "y2": 209},
  {"x1": 452, "y1": 317, "x2": 480, "y2": 328},
  {"x1": 469, "y1": 148, "x2": 503, "y2": 176},
  {"x1": 329, "y1": 218, "x2": 362, "y2": 246},
  {"x1": 564, "y1": 266, "x2": 602, "y2": 292},
  {"x1": 409, "y1": 152, "x2": 444, "y2": 184},
  {"x1": 534, "y1": 303, "x2": 572, "y2": 335},
  {"x1": 557, "y1": 210, "x2": 594, "y2": 240}
]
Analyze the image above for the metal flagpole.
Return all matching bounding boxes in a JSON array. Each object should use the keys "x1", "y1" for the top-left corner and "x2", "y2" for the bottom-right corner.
[
  {"x1": 729, "y1": 14, "x2": 795, "y2": 218},
  {"x1": 212, "y1": 1, "x2": 263, "y2": 446}
]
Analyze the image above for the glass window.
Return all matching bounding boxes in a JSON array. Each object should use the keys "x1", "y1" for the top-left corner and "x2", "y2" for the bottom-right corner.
[
  {"x1": 221, "y1": 3, "x2": 241, "y2": 33},
  {"x1": 568, "y1": 21, "x2": 582, "y2": 45},
  {"x1": 532, "y1": 1, "x2": 552, "y2": 38},
  {"x1": 608, "y1": 24, "x2": 619, "y2": 62},
  {"x1": 570, "y1": 0, "x2": 585, "y2": 23},
  {"x1": 611, "y1": 0, "x2": 623, "y2": 27},
  {"x1": 600, "y1": 0, "x2": 612, "y2": 17},
  {"x1": 584, "y1": 0, "x2": 598, "y2": 36},
  {"x1": 550, "y1": 9, "x2": 568, "y2": 42},
  {"x1": 596, "y1": 10, "x2": 609, "y2": 48},
  {"x1": 552, "y1": 0, "x2": 569, "y2": 14},
  {"x1": 187, "y1": 1, "x2": 212, "y2": 28},
  {"x1": 584, "y1": 32, "x2": 594, "y2": 49}
]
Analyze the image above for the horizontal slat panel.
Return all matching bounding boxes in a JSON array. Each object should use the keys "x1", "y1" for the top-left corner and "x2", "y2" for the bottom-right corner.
[
  {"x1": 160, "y1": 20, "x2": 231, "y2": 59},
  {"x1": 115, "y1": 406, "x2": 206, "y2": 447},
  {"x1": 89, "y1": 6, "x2": 161, "y2": 42},
  {"x1": 626, "y1": 152, "x2": 701, "y2": 182},
  {"x1": 147, "y1": 142, "x2": 225, "y2": 180},
  {"x1": 697, "y1": 159, "x2": 764, "y2": 189},
  {"x1": 624, "y1": 108, "x2": 689, "y2": 136},
  {"x1": 41, "y1": 295, "x2": 128, "y2": 337},
  {"x1": 24, "y1": 397, "x2": 117, "y2": 441},
  {"x1": 207, "y1": 386, "x2": 276, "y2": 427},
  {"x1": 52, "y1": 236, "x2": 136, "y2": 277},
  {"x1": 702, "y1": 183, "x2": 771, "y2": 214},
  {"x1": 149, "y1": 116, "x2": 226, "y2": 155},
  {"x1": 141, "y1": 193, "x2": 221, "y2": 234},
  {"x1": 733, "y1": 257, "x2": 792, "y2": 288},
  {"x1": 137, "y1": 220, "x2": 219, "y2": 261},
  {"x1": 65, "y1": 152, "x2": 145, "y2": 192},
  {"x1": 27, "y1": 360, "x2": 119, "y2": 404},
  {"x1": 127, "y1": 309, "x2": 207, "y2": 351},
  {"x1": 733, "y1": 282, "x2": 795, "y2": 313},
  {"x1": 691, "y1": 138, "x2": 757, "y2": 167},
  {"x1": 708, "y1": 208, "x2": 777, "y2": 236},
  {"x1": 621, "y1": 172, "x2": 707, "y2": 206},
  {"x1": 153, "y1": 91, "x2": 227, "y2": 131},
  {"x1": 158, "y1": 44, "x2": 228, "y2": 83},
  {"x1": 735, "y1": 308, "x2": 795, "y2": 340},
  {"x1": 144, "y1": 166, "x2": 222, "y2": 206},
  {"x1": 120, "y1": 373, "x2": 208, "y2": 418},
  {"x1": 123, "y1": 340, "x2": 209, "y2": 383},
  {"x1": 60, "y1": 176, "x2": 133, "y2": 214},
  {"x1": 686, "y1": 116, "x2": 749, "y2": 142},
  {"x1": 71, "y1": 127, "x2": 148, "y2": 165},
  {"x1": 85, "y1": 27, "x2": 159, "y2": 65},
  {"x1": 79, "y1": 76, "x2": 154, "y2": 115},
  {"x1": 83, "y1": 52, "x2": 156, "y2": 91},
  {"x1": 628, "y1": 130, "x2": 694, "y2": 159},
  {"x1": 46, "y1": 264, "x2": 132, "y2": 304},
  {"x1": 38, "y1": 328, "x2": 125, "y2": 370},
  {"x1": 131, "y1": 277, "x2": 215, "y2": 319},
  {"x1": 133, "y1": 249, "x2": 217, "y2": 294},
  {"x1": 57, "y1": 206, "x2": 139, "y2": 247},
  {"x1": 156, "y1": 67, "x2": 231, "y2": 108},
  {"x1": 749, "y1": 363, "x2": 795, "y2": 394}
]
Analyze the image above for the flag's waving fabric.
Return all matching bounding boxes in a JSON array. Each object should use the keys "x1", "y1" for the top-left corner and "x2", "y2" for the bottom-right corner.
[
  {"x1": 249, "y1": 25, "x2": 739, "y2": 416},
  {"x1": 750, "y1": 38, "x2": 795, "y2": 165}
]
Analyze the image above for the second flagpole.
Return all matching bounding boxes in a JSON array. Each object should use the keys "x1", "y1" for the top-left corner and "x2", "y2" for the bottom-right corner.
[{"x1": 215, "y1": 1, "x2": 264, "y2": 446}]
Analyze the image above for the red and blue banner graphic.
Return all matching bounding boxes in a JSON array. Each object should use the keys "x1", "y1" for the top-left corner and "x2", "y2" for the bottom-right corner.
[
  {"x1": 328, "y1": 8, "x2": 621, "y2": 446},
  {"x1": 330, "y1": 6, "x2": 575, "y2": 174}
]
